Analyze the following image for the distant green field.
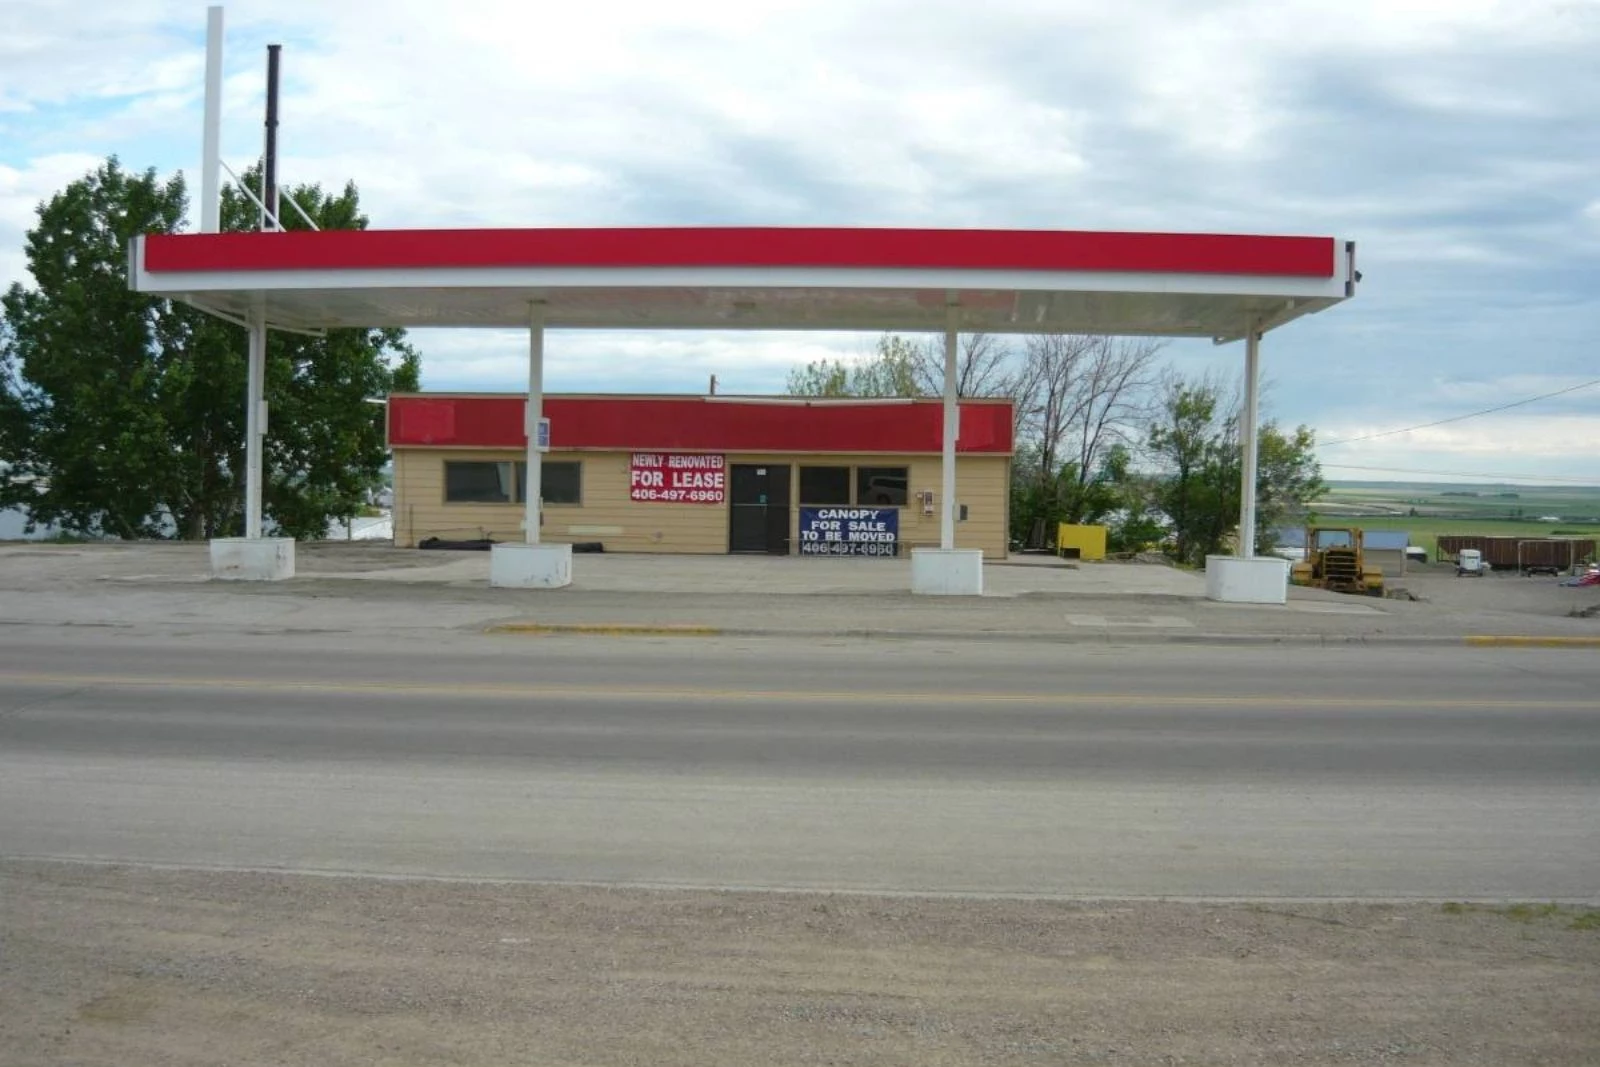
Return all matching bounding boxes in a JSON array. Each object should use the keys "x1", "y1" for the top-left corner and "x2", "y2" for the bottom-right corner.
[
  {"x1": 1319, "y1": 516, "x2": 1600, "y2": 556},
  {"x1": 1309, "y1": 482, "x2": 1600, "y2": 556}
]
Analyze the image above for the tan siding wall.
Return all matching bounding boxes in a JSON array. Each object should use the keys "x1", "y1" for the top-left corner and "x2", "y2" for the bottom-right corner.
[
  {"x1": 394, "y1": 449, "x2": 1011, "y2": 557},
  {"x1": 881, "y1": 454, "x2": 1009, "y2": 557}
]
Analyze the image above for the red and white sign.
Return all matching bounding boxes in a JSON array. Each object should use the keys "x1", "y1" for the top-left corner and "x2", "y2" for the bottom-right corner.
[{"x1": 629, "y1": 453, "x2": 726, "y2": 504}]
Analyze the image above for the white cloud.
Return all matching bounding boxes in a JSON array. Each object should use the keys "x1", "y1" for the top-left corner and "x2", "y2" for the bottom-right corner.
[
  {"x1": 1319, "y1": 410, "x2": 1600, "y2": 483},
  {"x1": 0, "y1": 152, "x2": 114, "y2": 286},
  {"x1": 1423, "y1": 374, "x2": 1599, "y2": 407},
  {"x1": 418, "y1": 329, "x2": 882, "y2": 395}
]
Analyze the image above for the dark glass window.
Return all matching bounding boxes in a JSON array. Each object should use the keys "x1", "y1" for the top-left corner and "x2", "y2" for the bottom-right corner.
[
  {"x1": 856, "y1": 466, "x2": 909, "y2": 506},
  {"x1": 518, "y1": 461, "x2": 582, "y2": 505},
  {"x1": 799, "y1": 466, "x2": 851, "y2": 506},
  {"x1": 444, "y1": 461, "x2": 515, "y2": 503}
]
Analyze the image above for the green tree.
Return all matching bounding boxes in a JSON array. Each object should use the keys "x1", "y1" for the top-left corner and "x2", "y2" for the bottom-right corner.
[
  {"x1": 785, "y1": 333, "x2": 924, "y2": 397},
  {"x1": 1007, "y1": 442, "x2": 1143, "y2": 549},
  {"x1": 0, "y1": 159, "x2": 190, "y2": 537},
  {"x1": 783, "y1": 357, "x2": 850, "y2": 397},
  {"x1": 1147, "y1": 379, "x2": 1236, "y2": 565},
  {"x1": 1253, "y1": 421, "x2": 1325, "y2": 552},
  {"x1": 0, "y1": 157, "x2": 420, "y2": 540},
  {"x1": 213, "y1": 168, "x2": 420, "y2": 539},
  {"x1": 1146, "y1": 375, "x2": 1324, "y2": 565}
]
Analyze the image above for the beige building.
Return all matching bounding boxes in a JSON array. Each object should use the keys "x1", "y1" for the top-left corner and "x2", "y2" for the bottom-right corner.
[{"x1": 388, "y1": 393, "x2": 1015, "y2": 558}]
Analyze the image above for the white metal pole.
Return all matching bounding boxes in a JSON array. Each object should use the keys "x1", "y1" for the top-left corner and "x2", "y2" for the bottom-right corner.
[
  {"x1": 201, "y1": 7, "x2": 224, "y2": 233},
  {"x1": 524, "y1": 304, "x2": 545, "y2": 545},
  {"x1": 244, "y1": 309, "x2": 266, "y2": 539},
  {"x1": 1239, "y1": 323, "x2": 1262, "y2": 559},
  {"x1": 940, "y1": 303, "x2": 958, "y2": 552}
]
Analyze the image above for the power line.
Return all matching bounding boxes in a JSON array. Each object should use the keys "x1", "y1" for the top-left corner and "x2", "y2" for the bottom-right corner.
[
  {"x1": 1319, "y1": 462, "x2": 1599, "y2": 485},
  {"x1": 1320, "y1": 376, "x2": 1600, "y2": 447}
]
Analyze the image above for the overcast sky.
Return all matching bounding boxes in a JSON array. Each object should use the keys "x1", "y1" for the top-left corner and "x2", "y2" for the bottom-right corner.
[{"x1": 2, "y1": 0, "x2": 1596, "y2": 483}]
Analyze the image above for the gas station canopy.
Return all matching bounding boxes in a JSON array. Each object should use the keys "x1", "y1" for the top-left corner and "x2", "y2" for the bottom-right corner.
[
  {"x1": 135, "y1": 223, "x2": 1357, "y2": 597},
  {"x1": 130, "y1": 226, "x2": 1356, "y2": 342}
]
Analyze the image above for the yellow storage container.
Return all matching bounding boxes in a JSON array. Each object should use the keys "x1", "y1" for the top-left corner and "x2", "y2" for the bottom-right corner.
[{"x1": 1056, "y1": 523, "x2": 1107, "y2": 561}]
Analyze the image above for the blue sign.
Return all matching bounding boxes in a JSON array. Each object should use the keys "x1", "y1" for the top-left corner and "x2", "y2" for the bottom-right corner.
[{"x1": 798, "y1": 507, "x2": 899, "y2": 557}]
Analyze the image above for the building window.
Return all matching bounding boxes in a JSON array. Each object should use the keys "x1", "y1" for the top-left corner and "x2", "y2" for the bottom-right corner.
[
  {"x1": 856, "y1": 466, "x2": 909, "y2": 506},
  {"x1": 799, "y1": 465, "x2": 851, "y2": 506},
  {"x1": 444, "y1": 461, "x2": 515, "y2": 504},
  {"x1": 445, "y1": 460, "x2": 581, "y2": 505},
  {"x1": 518, "y1": 461, "x2": 582, "y2": 505}
]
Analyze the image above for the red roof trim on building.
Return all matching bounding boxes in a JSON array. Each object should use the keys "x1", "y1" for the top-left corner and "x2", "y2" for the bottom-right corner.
[
  {"x1": 144, "y1": 227, "x2": 1337, "y2": 278},
  {"x1": 388, "y1": 395, "x2": 1014, "y2": 455}
]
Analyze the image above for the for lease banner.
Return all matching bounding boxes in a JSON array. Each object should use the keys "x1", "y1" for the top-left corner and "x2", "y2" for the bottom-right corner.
[
  {"x1": 798, "y1": 507, "x2": 899, "y2": 557},
  {"x1": 629, "y1": 453, "x2": 726, "y2": 503}
]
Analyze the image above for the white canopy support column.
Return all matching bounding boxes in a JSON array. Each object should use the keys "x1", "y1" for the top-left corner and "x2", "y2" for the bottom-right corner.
[
  {"x1": 523, "y1": 303, "x2": 545, "y2": 546},
  {"x1": 200, "y1": 6, "x2": 223, "y2": 234},
  {"x1": 245, "y1": 307, "x2": 265, "y2": 539},
  {"x1": 910, "y1": 299, "x2": 984, "y2": 595},
  {"x1": 940, "y1": 308, "x2": 958, "y2": 551},
  {"x1": 1238, "y1": 322, "x2": 1262, "y2": 559},
  {"x1": 208, "y1": 303, "x2": 295, "y2": 580},
  {"x1": 490, "y1": 301, "x2": 572, "y2": 588},
  {"x1": 1205, "y1": 318, "x2": 1287, "y2": 603}
]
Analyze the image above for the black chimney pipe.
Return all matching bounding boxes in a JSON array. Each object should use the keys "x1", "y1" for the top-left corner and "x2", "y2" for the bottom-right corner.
[{"x1": 263, "y1": 43, "x2": 281, "y2": 230}]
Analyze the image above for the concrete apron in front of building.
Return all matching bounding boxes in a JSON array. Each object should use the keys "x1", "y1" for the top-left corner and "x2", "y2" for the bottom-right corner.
[{"x1": 305, "y1": 551, "x2": 1211, "y2": 599}]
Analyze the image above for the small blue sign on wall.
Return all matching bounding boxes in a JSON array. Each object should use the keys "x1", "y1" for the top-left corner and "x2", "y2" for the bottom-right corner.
[{"x1": 798, "y1": 507, "x2": 899, "y2": 557}]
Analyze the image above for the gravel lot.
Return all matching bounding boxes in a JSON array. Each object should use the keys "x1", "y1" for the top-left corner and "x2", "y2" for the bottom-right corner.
[
  {"x1": 1394, "y1": 562, "x2": 1598, "y2": 618},
  {"x1": 4, "y1": 861, "x2": 1597, "y2": 1067}
]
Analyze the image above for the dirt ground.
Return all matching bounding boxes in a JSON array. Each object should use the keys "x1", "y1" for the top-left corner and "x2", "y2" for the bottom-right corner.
[{"x1": 3, "y1": 861, "x2": 1597, "y2": 1067}]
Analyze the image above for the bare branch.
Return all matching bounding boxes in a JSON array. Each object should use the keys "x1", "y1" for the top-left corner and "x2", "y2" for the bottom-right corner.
[{"x1": 911, "y1": 332, "x2": 1019, "y2": 398}]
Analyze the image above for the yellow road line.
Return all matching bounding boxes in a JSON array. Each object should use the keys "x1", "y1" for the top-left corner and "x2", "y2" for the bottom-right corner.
[
  {"x1": 0, "y1": 672, "x2": 1593, "y2": 710},
  {"x1": 486, "y1": 623, "x2": 722, "y2": 636},
  {"x1": 481, "y1": 625, "x2": 1600, "y2": 649},
  {"x1": 1464, "y1": 635, "x2": 1600, "y2": 649}
]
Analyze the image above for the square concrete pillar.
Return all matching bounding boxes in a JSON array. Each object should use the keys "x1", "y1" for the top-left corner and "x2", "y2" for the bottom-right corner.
[
  {"x1": 209, "y1": 537, "x2": 295, "y2": 581},
  {"x1": 1205, "y1": 555, "x2": 1289, "y2": 604},
  {"x1": 490, "y1": 542, "x2": 573, "y2": 588},
  {"x1": 911, "y1": 548, "x2": 984, "y2": 596}
]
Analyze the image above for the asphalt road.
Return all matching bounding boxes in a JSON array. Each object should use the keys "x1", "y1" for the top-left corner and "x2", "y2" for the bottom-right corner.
[{"x1": 1, "y1": 629, "x2": 1595, "y2": 900}]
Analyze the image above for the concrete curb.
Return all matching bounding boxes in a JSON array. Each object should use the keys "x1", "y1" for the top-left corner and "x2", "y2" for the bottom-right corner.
[{"x1": 480, "y1": 623, "x2": 1600, "y2": 647}]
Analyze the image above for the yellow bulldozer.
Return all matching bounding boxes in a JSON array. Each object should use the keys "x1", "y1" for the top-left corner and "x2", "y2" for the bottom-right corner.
[{"x1": 1289, "y1": 526, "x2": 1385, "y2": 597}]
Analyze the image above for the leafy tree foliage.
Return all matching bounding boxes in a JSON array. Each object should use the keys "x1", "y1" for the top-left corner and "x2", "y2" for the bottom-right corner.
[
  {"x1": 785, "y1": 333, "x2": 924, "y2": 397},
  {"x1": 1146, "y1": 375, "x2": 1324, "y2": 564},
  {"x1": 784, "y1": 332, "x2": 1017, "y2": 400},
  {"x1": 1253, "y1": 421, "x2": 1325, "y2": 551},
  {"x1": 0, "y1": 157, "x2": 419, "y2": 540},
  {"x1": 1147, "y1": 377, "x2": 1237, "y2": 565},
  {"x1": 0, "y1": 160, "x2": 190, "y2": 537}
]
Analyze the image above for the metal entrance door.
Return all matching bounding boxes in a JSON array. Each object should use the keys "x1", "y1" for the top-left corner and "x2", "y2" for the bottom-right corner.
[{"x1": 729, "y1": 464, "x2": 791, "y2": 555}]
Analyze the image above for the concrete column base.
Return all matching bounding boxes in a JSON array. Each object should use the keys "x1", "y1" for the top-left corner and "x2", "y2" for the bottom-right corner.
[
  {"x1": 490, "y1": 542, "x2": 573, "y2": 589},
  {"x1": 911, "y1": 548, "x2": 985, "y2": 596},
  {"x1": 209, "y1": 537, "x2": 295, "y2": 581},
  {"x1": 1205, "y1": 555, "x2": 1289, "y2": 604}
]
